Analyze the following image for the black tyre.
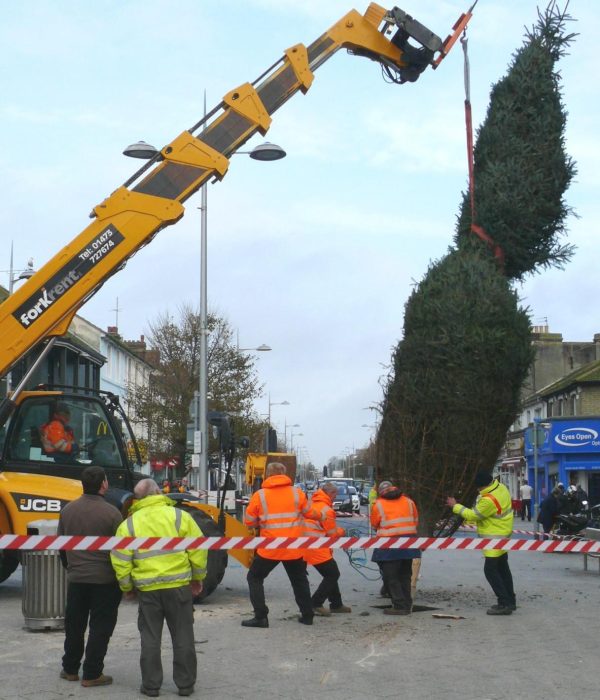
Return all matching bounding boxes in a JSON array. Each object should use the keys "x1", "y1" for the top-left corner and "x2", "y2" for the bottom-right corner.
[
  {"x1": 0, "y1": 551, "x2": 19, "y2": 583},
  {"x1": 179, "y1": 506, "x2": 227, "y2": 602}
]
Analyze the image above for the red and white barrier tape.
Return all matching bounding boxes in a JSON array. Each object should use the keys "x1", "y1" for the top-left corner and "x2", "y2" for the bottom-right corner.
[{"x1": 1, "y1": 534, "x2": 600, "y2": 553}]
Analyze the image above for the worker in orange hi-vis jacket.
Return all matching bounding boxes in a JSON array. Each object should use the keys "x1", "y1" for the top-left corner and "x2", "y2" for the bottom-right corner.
[
  {"x1": 303, "y1": 482, "x2": 352, "y2": 617},
  {"x1": 242, "y1": 462, "x2": 320, "y2": 628},
  {"x1": 40, "y1": 402, "x2": 79, "y2": 460}
]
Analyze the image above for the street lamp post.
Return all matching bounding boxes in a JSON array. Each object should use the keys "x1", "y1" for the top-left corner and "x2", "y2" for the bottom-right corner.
[
  {"x1": 290, "y1": 429, "x2": 303, "y2": 453},
  {"x1": 529, "y1": 419, "x2": 550, "y2": 534},
  {"x1": 124, "y1": 135, "x2": 285, "y2": 494},
  {"x1": 3, "y1": 244, "x2": 36, "y2": 394},
  {"x1": 296, "y1": 446, "x2": 307, "y2": 481},
  {"x1": 284, "y1": 422, "x2": 300, "y2": 450},
  {"x1": 344, "y1": 446, "x2": 355, "y2": 478},
  {"x1": 266, "y1": 395, "x2": 289, "y2": 452}
]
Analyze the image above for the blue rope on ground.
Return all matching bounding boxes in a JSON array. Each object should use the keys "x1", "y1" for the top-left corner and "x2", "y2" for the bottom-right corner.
[{"x1": 343, "y1": 526, "x2": 382, "y2": 581}]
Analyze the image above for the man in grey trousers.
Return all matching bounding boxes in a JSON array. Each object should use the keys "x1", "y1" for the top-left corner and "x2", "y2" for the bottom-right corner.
[{"x1": 111, "y1": 479, "x2": 207, "y2": 697}]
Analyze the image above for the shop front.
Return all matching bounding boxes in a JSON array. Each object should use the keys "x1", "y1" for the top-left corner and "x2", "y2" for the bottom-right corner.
[{"x1": 524, "y1": 417, "x2": 600, "y2": 506}]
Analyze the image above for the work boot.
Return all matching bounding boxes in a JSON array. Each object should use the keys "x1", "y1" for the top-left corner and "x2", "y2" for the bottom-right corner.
[
  {"x1": 383, "y1": 607, "x2": 410, "y2": 616},
  {"x1": 313, "y1": 606, "x2": 331, "y2": 617},
  {"x1": 379, "y1": 585, "x2": 390, "y2": 598},
  {"x1": 140, "y1": 687, "x2": 160, "y2": 697},
  {"x1": 59, "y1": 670, "x2": 79, "y2": 682},
  {"x1": 330, "y1": 604, "x2": 352, "y2": 613},
  {"x1": 241, "y1": 617, "x2": 269, "y2": 628},
  {"x1": 81, "y1": 674, "x2": 113, "y2": 687},
  {"x1": 486, "y1": 605, "x2": 512, "y2": 616},
  {"x1": 298, "y1": 615, "x2": 313, "y2": 625}
]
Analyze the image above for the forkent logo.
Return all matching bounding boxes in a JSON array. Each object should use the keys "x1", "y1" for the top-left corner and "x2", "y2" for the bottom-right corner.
[
  {"x1": 19, "y1": 271, "x2": 81, "y2": 327},
  {"x1": 13, "y1": 224, "x2": 125, "y2": 329},
  {"x1": 11, "y1": 492, "x2": 68, "y2": 513}
]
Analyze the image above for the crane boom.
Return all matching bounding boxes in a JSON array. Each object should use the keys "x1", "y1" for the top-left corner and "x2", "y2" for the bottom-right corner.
[{"x1": 0, "y1": 3, "x2": 473, "y2": 381}]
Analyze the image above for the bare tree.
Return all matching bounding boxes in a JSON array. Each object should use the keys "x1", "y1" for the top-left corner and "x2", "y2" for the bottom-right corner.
[{"x1": 128, "y1": 305, "x2": 264, "y2": 464}]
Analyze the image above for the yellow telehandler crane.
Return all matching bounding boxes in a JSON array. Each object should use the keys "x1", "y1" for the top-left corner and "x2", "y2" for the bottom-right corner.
[{"x1": 0, "y1": 4, "x2": 474, "y2": 592}]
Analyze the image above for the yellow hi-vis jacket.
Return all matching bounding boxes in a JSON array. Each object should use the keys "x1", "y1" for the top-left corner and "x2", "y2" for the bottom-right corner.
[
  {"x1": 452, "y1": 479, "x2": 513, "y2": 558},
  {"x1": 110, "y1": 495, "x2": 207, "y2": 592}
]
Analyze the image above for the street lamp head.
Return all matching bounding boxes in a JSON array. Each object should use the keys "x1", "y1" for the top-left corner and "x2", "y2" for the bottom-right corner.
[
  {"x1": 239, "y1": 344, "x2": 272, "y2": 352},
  {"x1": 247, "y1": 142, "x2": 286, "y2": 161},
  {"x1": 123, "y1": 141, "x2": 159, "y2": 159},
  {"x1": 17, "y1": 259, "x2": 35, "y2": 282}
]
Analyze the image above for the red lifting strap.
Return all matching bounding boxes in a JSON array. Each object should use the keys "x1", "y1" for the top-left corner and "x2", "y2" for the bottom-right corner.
[{"x1": 461, "y1": 33, "x2": 505, "y2": 269}]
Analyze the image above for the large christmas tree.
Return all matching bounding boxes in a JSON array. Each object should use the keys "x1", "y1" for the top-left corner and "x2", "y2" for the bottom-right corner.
[{"x1": 377, "y1": 4, "x2": 576, "y2": 534}]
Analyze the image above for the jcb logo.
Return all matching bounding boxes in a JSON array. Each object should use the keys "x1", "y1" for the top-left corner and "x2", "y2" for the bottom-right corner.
[{"x1": 19, "y1": 498, "x2": 62, "y2": 512}]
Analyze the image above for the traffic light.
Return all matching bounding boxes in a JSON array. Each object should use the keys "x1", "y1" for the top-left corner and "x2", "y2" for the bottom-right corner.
[{"x1": 208, "y1": 411, "x2": 232, "y2": 451}]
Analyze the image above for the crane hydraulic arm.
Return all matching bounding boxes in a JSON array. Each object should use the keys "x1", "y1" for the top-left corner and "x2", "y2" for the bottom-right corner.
[{"x1": 0, "y1": 4, "x2": 473, "y2": 392}]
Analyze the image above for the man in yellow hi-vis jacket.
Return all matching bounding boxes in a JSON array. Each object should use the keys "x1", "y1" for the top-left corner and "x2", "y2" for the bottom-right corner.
[
  {"x1": 446, "y1": 471, "x2": 516, "y2": 616},
  {"x1": 111, "y1": 479, "x2": 207, "y2": 697}
]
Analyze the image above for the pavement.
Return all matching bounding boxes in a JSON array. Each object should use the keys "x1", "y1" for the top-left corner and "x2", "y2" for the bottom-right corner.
[{"x1": 1, "y1": 512, "x2": 599, "y2": 700}]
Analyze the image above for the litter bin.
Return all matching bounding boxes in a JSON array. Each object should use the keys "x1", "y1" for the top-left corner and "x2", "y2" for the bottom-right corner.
[{"x1": 22, "y1": 519, "x2": 67, "y2": 630}]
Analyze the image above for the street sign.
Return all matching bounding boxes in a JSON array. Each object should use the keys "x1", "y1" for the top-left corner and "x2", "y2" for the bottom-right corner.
[
  {"x1": 526, "y1": 425, "x2": 546, "y2": 447},
  {"x1": 194, "y1": 430, "x2": 202, "y2": 453},
  {"x1": 191, "y1": 454, "x2": 200, "y2": 469}
]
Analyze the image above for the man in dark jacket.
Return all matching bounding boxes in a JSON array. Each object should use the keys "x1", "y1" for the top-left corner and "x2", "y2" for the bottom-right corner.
[
  {"x1": 537, "y1": 488, "x2": 560, "y2": 533},
  {"x1": 57, "y1": 466, "x2": 123, "y2": 687}
]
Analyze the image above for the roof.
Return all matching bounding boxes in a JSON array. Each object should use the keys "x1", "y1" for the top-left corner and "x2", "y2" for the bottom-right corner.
[{"x1": 538, "y1": 359, "x2": 600, "y2": 397}]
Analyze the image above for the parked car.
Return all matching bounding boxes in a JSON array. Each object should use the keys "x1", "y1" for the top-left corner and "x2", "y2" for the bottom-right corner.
[
  {"x1": 348, "y1": 486, "x2": 361, "y2": 514},
  {"x1": 332, "y1": 484, "x2": 353, "y2": 514}
]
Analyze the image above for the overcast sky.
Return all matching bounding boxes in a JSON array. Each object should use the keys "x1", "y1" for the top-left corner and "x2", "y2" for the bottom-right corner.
[{"x1": 2, "y1": 1, "x2": 597, "y2": 469}]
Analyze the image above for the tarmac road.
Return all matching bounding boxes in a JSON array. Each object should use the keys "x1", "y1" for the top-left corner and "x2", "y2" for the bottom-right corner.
[{"x1": 1, "y1": 514, "x2": 598, "y2": 700}]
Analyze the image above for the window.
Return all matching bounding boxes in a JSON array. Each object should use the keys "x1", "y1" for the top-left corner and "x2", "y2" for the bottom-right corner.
[
  {"x1": 569, "y1": 393, "x2": 577, "y2": 416},
  {"x1": 7, "y1": 397, "x2": 122, "y2": 470}
]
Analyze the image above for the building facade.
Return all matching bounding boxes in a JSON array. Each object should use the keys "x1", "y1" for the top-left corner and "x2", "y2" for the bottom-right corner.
[
  {"x1": 524, "y1": 417, "x2": 600, "y2": 506},
  {"x1": 499, "y1": 327, "x2": 600, "y2": 507}
]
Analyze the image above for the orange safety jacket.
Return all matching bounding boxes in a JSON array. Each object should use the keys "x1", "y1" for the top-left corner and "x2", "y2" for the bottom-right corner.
[
  {"x1": 371, "y1": 495, "x2": 418, "y2": 537},
  {"x1": 303, "y1": 489, "x2": 345, "y2": 566},
  {"x1": 244, "y1": 474, "x2": 319, "y2": 560},
  {"x1": 40, "y1": 418, "x2": 76, "y2": 454}
]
